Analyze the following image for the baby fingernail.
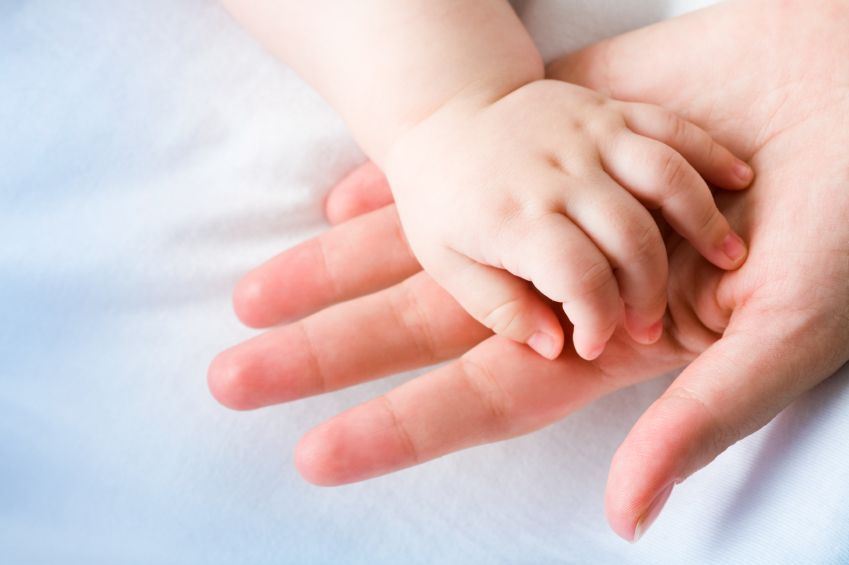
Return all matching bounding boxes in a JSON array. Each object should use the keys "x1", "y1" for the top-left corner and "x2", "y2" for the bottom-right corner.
[
  {"x1": 633, "y1": 483, "x2": 674, "y2": 543},
  {"x1": 734, "y1": 160, "x2": 753, "y2": 184},
  {"x1": 645, "y1": 319, "x2": 664, "y2": 343},
  {"x1": 721, "y1": 233, "x2": 747, "y2": 264},
  {"x1": 528, "y1": 332, "x2": 558, "y2": 360},
  {"x1": 625, "y1": 307, "x2": 663, "y2": 345},
  {"x1": 583, "y1": 342, "x2": 606, "y2": 361}
]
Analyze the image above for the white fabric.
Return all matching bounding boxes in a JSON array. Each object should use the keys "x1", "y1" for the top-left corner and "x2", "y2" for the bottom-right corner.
[{"x1": 2, "y1": 0, "x2": 848, "y2": 563}]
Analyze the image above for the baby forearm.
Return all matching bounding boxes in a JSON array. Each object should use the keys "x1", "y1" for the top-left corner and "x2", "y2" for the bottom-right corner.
[{"x1": 222, "y1": 0, "x2": 544, "y2": 162}]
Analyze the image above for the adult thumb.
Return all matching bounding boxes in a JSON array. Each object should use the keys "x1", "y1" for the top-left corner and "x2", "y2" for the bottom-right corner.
[{"x1": 605, "y1": 304, "x2": 835, "y2": 542}]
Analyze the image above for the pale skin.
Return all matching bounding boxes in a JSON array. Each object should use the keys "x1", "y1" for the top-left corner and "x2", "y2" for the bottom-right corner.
[
  {"x1": 211, "y1": 0, "x2": 849, "y2": 542},
  {"x1": 222, "y1": 0, "x2": 753, "y2": 361}
]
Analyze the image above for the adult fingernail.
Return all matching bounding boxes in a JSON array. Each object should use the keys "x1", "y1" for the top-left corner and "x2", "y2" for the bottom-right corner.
[
  {"x1": 721, "y1": 233, "x2": 747, "y2": 264},
  {"x1": 633, "y1": 483, "x2": 674, "y2": 543},
  {"x1": 734, "y1": 160, "x2": 753, "y2": 184},
  {"x1": 528, "y1": 332, "x2": 558, "y2": 360}
]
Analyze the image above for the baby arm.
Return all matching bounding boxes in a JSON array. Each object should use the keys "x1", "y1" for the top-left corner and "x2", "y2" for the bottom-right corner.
[{"x1": 223, "y1": 0, "x2": 753, "y2": 360}]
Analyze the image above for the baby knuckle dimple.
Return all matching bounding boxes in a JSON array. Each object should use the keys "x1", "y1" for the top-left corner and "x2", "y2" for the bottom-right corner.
[
  {"x1": 588, "y1": 92, "x2": 608, "y2": 107},
  {"x1": 483, "y1": 195, "x2": 529, "y2": 244},
  {"x1": 590, "y1": 113, "x2": 627, "y2": 142}
]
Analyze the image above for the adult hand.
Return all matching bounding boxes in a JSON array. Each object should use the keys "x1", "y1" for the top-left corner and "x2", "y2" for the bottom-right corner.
[{"x1": 209, "y1": 0, "x2": 849, "y2": 541}]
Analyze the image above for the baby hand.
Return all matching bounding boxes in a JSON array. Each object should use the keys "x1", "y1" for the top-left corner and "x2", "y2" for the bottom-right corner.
[{"x1": 382, "y1": 80, "x2": 752, "y2": 361}]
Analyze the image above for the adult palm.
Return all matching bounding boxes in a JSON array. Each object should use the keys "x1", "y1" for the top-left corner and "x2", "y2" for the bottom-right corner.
[{"x1": 209, "y1": 0, "x2": 849, "y2": 541}]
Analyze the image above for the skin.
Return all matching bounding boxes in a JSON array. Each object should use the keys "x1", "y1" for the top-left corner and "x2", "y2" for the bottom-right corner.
[
  {"x1": 210, "y1": 0, "x2": 849, "y2": 543},
  {"x1": 386, "y1": 82, "x2": 751, "y2": 361},
  {"x1": 222, "y1": 0, "x2": 752, "y2": 361}
]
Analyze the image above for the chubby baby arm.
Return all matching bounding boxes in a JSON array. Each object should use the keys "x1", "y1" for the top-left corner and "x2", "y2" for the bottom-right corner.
[{"x1": 223, "y1": 0, "x2": 752, "y2": 360}]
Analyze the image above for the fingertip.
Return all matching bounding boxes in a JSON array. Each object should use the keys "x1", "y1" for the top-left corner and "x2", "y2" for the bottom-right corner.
[
  {"x1": 233, "y1": 242, "x2": 338, "y2": 328},
  {"x1": 605, "y1": 389, "x2": 721, "y2": 542},
  {"x1": 294, "y1": 429, "x2": 342, "y2": 486},
  {"x1": 719, "y1": 232, "x2": 748, "y2": 269},
  {"x1": 323, "y1": 190, "x2": 355, "y2": 225},
  {"x1": 732, "y1": 160, "x2": 754, "y2": 187},
  {"x1": 207, "y1": 348, "x2": 261, "y2": 411},
  {"x1": 295, "y1": 398, "x2": 418, "y2": 486},
  {"x1": 633, "y1": 483, "x2": 674, "y2": 542},
  {"x1": 527, "y1": 331, "x2": 563, "y2": 360},
  {"x1": 578, "y1": 340, "x2": 607, "y2": 362},
  {"x1": 323, "y1": 184, "x2": 370, "y2": 226},
  {"x1": 624, "y1": 307, "x2": 665, "y2": 346},
  {"x1": 629, "y1": 319, "x2": 664, "y2": 347},
  {"x1": 605, "y1": 441, "x2": 677, "y2": 542},
  {"x1": 323, "y1": 161, "x2": 393, "y2": 224},
  {"x1": 527, "y1": 312, "x2": 566, "y2": 360},
  {"x1": 710, "y1": 157, "x2": 754, "y2": 191},
  {"x1": 571, "y1": 322, "x2": 616, "y2": 361},
  {"x1": 232, "y1": 273, "x2": 276, "y2": 328},
  {"x1": 604, "y1": 463, "x2": 658, "y2": 542},
  {"x1": 645, "y1": 320, "x2": 664, "y2": 344},
  {"x1": 605, "y1": 491, "x2": 643, "y2": 543}
]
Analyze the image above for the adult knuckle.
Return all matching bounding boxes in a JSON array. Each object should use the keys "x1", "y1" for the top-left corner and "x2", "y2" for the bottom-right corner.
[
  {"x1": 379, "y1": 395, "x2": 421, "y2": 464},
  {"x1": 459, "y1": 356, "x2": 513, "y2": 436},
  {"x1": 391, "y1": 284, "x2": 439, "y2": 363},
  {"x1": 664, "y1": 386, "x2": 735, "y2": 459}
]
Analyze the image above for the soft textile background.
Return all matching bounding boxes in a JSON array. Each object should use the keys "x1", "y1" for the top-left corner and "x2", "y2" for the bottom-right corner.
[{"x1": 2, "y1": 1, "x2": 848, "y2": 563}]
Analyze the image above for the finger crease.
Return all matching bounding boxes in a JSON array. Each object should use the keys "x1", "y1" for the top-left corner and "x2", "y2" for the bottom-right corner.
[
  {"x1": 297, "y1": 322, "x2": 328, "y2": 395},
  {"x1": 459, "y1": 356, "x2": 512, "y2": 437},
  {"x1": 665, "y1": 386, "x2": 732, "y2": 469},
  {"x1": 392, "y1": 283, "x2": 439, "y2": 364},
  {"x1": 379, "y1": 394, "x2": 420, "y2": 465},
  {"x1": 316, "y1": 235, "x2": 341, "y2": 298}
]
